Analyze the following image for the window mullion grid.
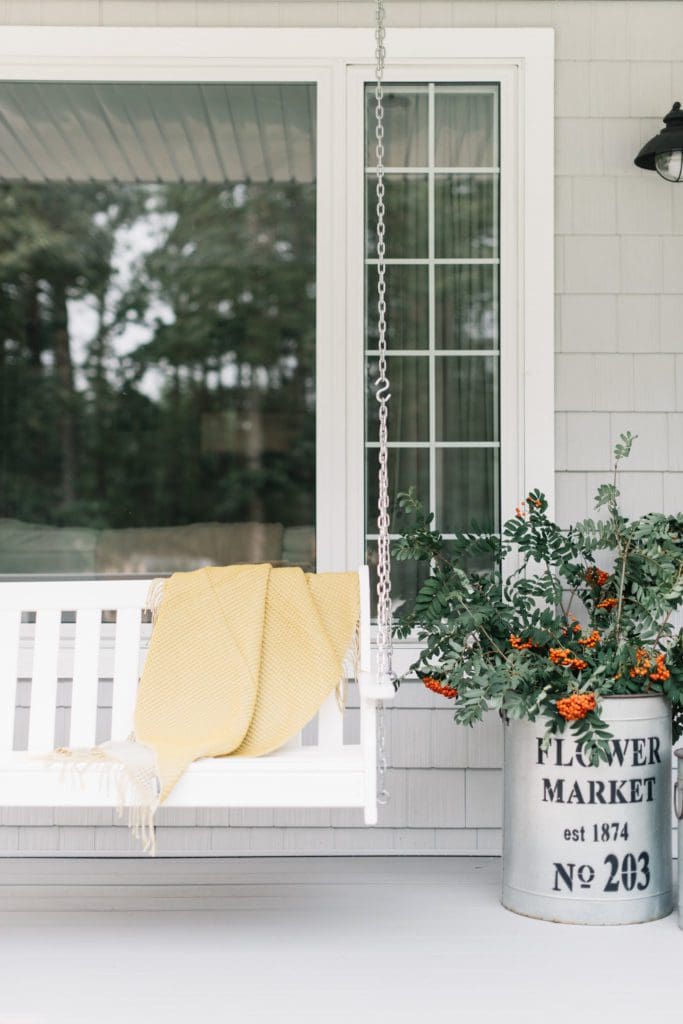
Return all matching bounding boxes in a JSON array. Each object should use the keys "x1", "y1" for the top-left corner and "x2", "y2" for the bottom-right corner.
[
  {"x1": 364, "y1": 166, "x2": 500, "y2": 174},
  {"x1": 366, "y1": 349, "x2": 500, "y2": 357},
  {"x1": 427, "y1": 82, "x2": 437, "y2": 531},
  {"x1": 366, "y1": 257, "x2": 499, "y2": 265},
  {"x1": 366, "y1": 441, "x2": 501, "y2": 448}
]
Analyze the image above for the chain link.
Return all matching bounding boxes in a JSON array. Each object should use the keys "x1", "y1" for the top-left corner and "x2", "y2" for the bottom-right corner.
[{"x1": 373, "y1": 0, "x2": 391, "y2": 806}]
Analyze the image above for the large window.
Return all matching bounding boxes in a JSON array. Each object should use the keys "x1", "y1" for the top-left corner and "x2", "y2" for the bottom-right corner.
[
  {"x1": 364, "y1": 83, "x2": 500, "y2": 611},
  {"x1": 0, "y1": 83, "x2": 316, "y2": 574},
  {"x1": 0, "y1": 28, "x2": 555, "y2": 595}
]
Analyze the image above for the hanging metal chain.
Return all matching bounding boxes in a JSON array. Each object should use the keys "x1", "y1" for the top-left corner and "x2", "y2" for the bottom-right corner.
[
  {"x1": 374, "y1": 0, "x2": 392, "y2": 805},
  {"x1": 376, "y1": 681, "x2": 389, "y2": 806}
]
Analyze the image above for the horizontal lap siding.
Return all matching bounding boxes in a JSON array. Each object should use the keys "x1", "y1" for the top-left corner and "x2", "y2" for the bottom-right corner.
[{"x1": 0, "y1": 0, "x2": 680, "y2": 855}]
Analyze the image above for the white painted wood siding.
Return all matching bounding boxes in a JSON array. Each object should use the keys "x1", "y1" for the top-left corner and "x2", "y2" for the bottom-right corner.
[{"x1": 1, "y1": 0, "x2": 682, "y2": 855}]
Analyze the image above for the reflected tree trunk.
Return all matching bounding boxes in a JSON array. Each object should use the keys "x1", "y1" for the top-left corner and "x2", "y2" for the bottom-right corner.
[
  {"x1": 52, "y1": 279, "x2": 77, "y2": 508},
  {"x1": 168, "y1": 364, "x2": 182, "y2": 522},
  {"x1": 245, "y1": 378, "x2": 265, "y2": 524},
  {"x1": 91, "y1": 290, "x2": 108, "y2": 500},
  {"x1": 25, "y1": 279, "x2": 42, "y2": 368},
  {"x1": 0, "y1": 329, "x2": 5, "y2": 506}
]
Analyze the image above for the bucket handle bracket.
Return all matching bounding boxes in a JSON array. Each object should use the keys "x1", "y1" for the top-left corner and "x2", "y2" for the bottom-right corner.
[{"x1": 674, "y1": 781, "x2": 683, "y2": 821}]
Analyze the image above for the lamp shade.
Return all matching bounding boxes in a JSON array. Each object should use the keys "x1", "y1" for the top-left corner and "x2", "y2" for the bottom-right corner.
[{"x1": 634, "y1": 101, "x2": 683, "y2": 181}]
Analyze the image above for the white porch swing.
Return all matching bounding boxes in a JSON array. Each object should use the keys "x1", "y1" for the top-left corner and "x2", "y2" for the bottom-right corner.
[{"x1": 0, "y1": 1, "x2": 398, "y2": 827}]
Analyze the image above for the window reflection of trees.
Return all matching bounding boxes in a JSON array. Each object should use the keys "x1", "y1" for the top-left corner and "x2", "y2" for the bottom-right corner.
[{"x1": 0, "y1": 181, "x2": 316, "y2": 542}]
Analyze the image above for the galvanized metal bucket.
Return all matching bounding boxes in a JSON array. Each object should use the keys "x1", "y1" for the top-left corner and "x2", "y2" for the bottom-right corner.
[
  {"x1": 673, "y1": 749, "x2": 683, "y2": 929},
  {"x1": 503, "y1": 694, "x2": 673, "y2": 925}
]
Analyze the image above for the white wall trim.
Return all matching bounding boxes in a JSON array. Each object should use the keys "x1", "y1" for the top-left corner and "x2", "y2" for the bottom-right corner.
[
  {"x1": 0, "y1": 27, "x2": 555, "y2": 67},
  {"x1": 519, "y1": 47, "x2": 555, "y2": 511}
]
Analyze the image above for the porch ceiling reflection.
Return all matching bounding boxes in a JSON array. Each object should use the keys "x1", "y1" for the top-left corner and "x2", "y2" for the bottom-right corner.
[{"x1": 0, "y1": 81, "x2": 316, "y2": 184}]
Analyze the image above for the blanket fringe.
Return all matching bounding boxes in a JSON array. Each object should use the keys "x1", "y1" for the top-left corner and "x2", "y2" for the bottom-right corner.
[
  {"x1": 41, "y1": 742, "x2": 159, "y2": 856},
  {"x1": 145, "y1": 577, "x2": 166, "y2": 624},
  {"x1": 336, "y1": 616, "x2": 361, "y2": 713}
]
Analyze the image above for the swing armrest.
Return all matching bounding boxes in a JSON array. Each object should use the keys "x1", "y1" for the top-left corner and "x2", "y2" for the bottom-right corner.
[{"x1": 358, "y1": 672, "x2": 397, "y2": 702}]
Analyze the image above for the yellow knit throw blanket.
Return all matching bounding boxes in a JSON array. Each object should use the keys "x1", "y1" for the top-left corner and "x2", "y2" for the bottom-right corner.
[{"x1": 48, "y1": 564, "x2": 360, "y2": 853}]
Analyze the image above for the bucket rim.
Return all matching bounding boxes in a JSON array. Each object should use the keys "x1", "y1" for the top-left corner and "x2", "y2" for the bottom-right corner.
[{"x1": 600, "y1": 693, "x2": 669, "y2": 701}]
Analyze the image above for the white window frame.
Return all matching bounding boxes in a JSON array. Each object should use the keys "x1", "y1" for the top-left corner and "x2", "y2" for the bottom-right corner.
[
  {"x1": 0, "y1": 27, "x2": 554, "y2": 590},
  {"x1": 349, "y1": 67, "x2": 514, "y2": 566}
]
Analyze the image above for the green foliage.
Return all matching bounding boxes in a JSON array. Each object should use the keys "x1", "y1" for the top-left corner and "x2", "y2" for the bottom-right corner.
[{"x1": 394, "y1": 434, "x2": 683, "y2": 765}]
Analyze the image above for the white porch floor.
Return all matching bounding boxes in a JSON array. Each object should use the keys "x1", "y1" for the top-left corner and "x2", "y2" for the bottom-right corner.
[{"x1": 0, "y1": 856, "x2": 679, "y2": 1024}]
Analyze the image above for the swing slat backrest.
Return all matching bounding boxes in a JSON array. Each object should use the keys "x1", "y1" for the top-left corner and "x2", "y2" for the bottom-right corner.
[
  {"x1": 0, "y1": 609, "x2": 20, "y2": 752},
  {"x1": 27, "y1": 609, "x2": 61, "y2": 753},
  {"x1": 0, "y1": 568, "x2": 380, "y2": 823},
  {"x1": 0, "y1": 573, "x2": 369, "y2": 754},
  {"x1": 70, "y1": 608, "x2": 101, "y2": 747},
  {"x1": 110, "y1": 606, "x2": 143, "y2": 741}
]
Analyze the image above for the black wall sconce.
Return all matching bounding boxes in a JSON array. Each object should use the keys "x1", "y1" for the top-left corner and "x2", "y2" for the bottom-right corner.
[{"x1": 635, "y1": 102, "x2": 683, "y2": 181}]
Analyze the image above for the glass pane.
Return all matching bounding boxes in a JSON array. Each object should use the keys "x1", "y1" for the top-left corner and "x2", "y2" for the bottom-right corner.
[
  {"x1": 366, "y1": 446, "x2": 429, "y2": 535},
  {"x1": 364, "y1": 79, "x2": 502, "y2": 605},
  {"x1": 0, "y1": 82, "x2": 317, "y2": 576},
  {"x1": 435, "y1": 264, "x2": 498, "y2": 350},
  {"x1": 436, "y1": 448, "x2": 500, "y2": 533},
  {"x1": 367, "y1": 356, "x2": 429, "y2": 443},
  {"x1": 435, "y1": 357, "x2": 499, "y2": 442},
  {"x1": 366, "y1": 539, "x2": 431, "y2": 621},
  {"x1": 434, "y1": 174, "x2": 498, "y2": 259},
  {"x1": 441, "y1": 538, "x2": 495, "y2": 573},
  {"x1": 365, "y1": 86, "x2": 429, "y2": 167},
  {"x1": 434, "y1": 87, "x2": 498, "y2": 167},
  {"x1": 366, "y1": 265, "x2": 429, "y2": 350},
  {"x1": 366, "y1": 174, "x2": 428, "y2": 259}
]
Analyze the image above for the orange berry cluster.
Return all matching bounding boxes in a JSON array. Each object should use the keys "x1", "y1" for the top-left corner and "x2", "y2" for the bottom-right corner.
[
  {"x1": 649, "y1": 653, "x2": 670, "y2": 683},
  {"x1": 509, "y1": 633, "x2": 533, "y2": 651},
  {"x1": 578, "y1": 630, "x2": 601, "y2": 649},
  {"x1": 628, "y1": 649, "x2": 670, "y2": 683},
  {"x1": 422, "y1": 676, "x2": 458, "y2": 699},
  {"x1": 549, "y1": 647, "x2": 588, "y2": 671},
  {"x1": 629, "y1": 648, "x2": 652, "y2": 678},
  {"x1": 514, "y1": 496, "x2": 542, "y2": 518},
  {"x1": 597, "y1": 597, "x2": 618, "y2": 610},
  {"x1": 585, "y1": 567, "x2": 609, "y2": 587},
  {"x1": 556, "y1": 692, "x2": 597, "y2": 721}
]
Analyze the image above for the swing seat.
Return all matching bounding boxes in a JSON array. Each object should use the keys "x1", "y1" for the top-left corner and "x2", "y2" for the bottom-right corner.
[{"x1": 0, "y1": 568, "x2": 394, "y2": 825}]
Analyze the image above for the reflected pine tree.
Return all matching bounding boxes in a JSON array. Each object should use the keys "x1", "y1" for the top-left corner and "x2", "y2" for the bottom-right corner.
[
  {"x1": 0, "y1": 183, "x2": 145, "y2": 525},
  {"x1": 0, "y1": 180, "x2": 316, "y2": 537}
]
